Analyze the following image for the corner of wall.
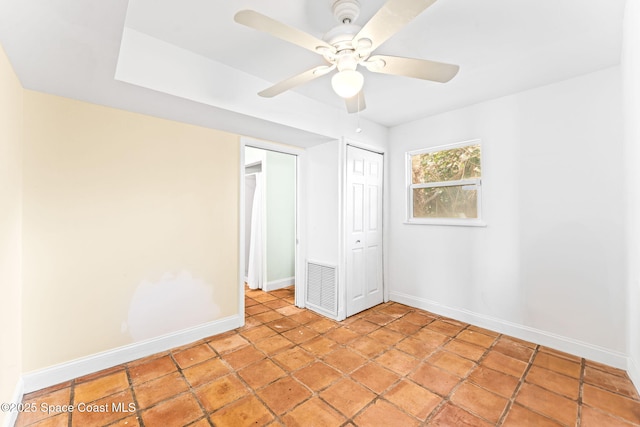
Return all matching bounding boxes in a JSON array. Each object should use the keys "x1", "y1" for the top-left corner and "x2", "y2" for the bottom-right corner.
[
  {"x1": 629, "y1": 355, "x2": 640, "y2": 396},
  {"x1": 623, "y1": 0, "x2": 640, "y2": 396},
  {"x1": 0, "y1": 42, "x2": 24, "y2": 427}
]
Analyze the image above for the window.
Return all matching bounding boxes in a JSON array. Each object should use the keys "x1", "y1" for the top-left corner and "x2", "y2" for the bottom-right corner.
[{"x1": 407, "y1": 140, "x2": 484, "y2": 226}]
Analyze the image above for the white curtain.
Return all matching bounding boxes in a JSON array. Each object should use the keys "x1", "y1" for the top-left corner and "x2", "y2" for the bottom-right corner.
[{"x1": 247, "y1": 173, "x2": 264, "y2": 290}]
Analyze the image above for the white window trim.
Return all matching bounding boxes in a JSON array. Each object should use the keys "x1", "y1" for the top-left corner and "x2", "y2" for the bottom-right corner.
[{"x1": 405, "y1": 139, "x2": 486, "y2": 227}]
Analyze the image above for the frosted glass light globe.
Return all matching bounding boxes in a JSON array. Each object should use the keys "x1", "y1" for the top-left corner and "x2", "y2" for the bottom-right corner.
[{"x1": 331, "y1": 69, "x2": 364, "y2": 98}]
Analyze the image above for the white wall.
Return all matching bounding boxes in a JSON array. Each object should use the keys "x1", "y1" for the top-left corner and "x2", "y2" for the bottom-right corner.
[
  {"x1": 245, "y1": 146, "x2": 265, "y2": 165},
  {"x1": 623, "y1": 0, "x2": 640, "y2": 388},
  {"x1": 388, "y1": 67, "x2": 627, "y2": 366},
  {"x1": 306, "y1": 141, "x2": 341, "y2": 268}
]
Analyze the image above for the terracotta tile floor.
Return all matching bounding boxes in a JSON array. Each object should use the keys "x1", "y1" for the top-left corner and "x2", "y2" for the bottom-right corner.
[{"x1": 16, "y1": 286, "x2": 640, "y2": 426}]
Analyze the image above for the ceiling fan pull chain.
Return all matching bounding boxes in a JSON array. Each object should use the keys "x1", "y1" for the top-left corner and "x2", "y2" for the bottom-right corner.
[{"x1": 356, "y1": 94, "x2": 362, "y2": 133}]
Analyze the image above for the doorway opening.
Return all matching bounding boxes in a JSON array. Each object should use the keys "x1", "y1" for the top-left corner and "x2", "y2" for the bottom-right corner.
[{"x1": 243, "y1": 145, "x2": 298, "y2": 304}]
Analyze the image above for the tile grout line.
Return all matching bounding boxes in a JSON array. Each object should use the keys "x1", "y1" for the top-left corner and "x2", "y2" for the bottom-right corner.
[
  {"x1": 577, "y1": 357, "x2": 586, "y2": 426},
  {"x1": 126, "y1": 344, "x2": 216, "y2": 426},
  {"x1": 67, "y1": 379, "x2": 75, "y2": 427},
  {"x1": 220, "y1": 298, "x2": 330, "y2": 424},
  {"x1": 361, "y1": 311, "x2": 501, "y2": 425},
  {"x1": 202, "y1": 329, "x2": 268, "y2": 423},
  {"x1": 283, "y1": 305, "x2": 399, "y2": 424},
  {"x1": 465, "y1": 329, "x2": 506, "y2": 425},
  {"x1": 250, "y1": 310, "x2": 328, "y2": 424},
  {"x1": 425, "y1": 324, "x2": 502, "y2": 425},
  {"x1": 242, "y1": 298, "x2": 303, "y2": 424},
  {"x1": 495, "y1": 343, "x2": 540, "y2": 426},
  {"x1": 389, "y1": 312, "x2": 449, "y2": 425},
  {"x1": 275, "y1": 302, "x2": 425, "y2": 424},
  {"x1": 123, "y1": 365, "x2": 145, "y2": 427},
  {"x1": 127, "y1": 356, "x2": 187, "y2": 426},
  {"x1": 334, "y1": 306, "x2": 436, "y2": 425},
  {"x1": 168, "y1": 349, "x2": 214, "y2": 427},
  {"x1": 396, "y1": 311, "x2": 455, "y2": 424},
  {"x1": 279, "y1": 297, "x2": 364, "y2": 422}
]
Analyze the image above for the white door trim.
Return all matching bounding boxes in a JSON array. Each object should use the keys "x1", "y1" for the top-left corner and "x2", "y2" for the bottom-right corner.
[{"x1": 239, "y1": 138, "x2": 306, "y2": 317}]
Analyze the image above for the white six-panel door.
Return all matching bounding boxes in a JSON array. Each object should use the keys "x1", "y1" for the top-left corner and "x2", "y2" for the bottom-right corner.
[{"x1": 346, "y1": 145, "x2": 384, "y2": 316}]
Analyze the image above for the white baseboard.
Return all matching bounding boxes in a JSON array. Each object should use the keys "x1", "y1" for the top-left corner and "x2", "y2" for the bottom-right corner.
[
  {"x1": 21, "y1": 314, "x2": 243, "y2": 394},
  {"x1": 389, "y1": 291, "x2": 628, "y2": 369},
  {"x1": 628, "y1": 354, "x2": 640, "y2": 394},
  {"x1": 2, "y1": 378, "x2": 24, "y2": 427},
  {"x1": 264, "y1": 276, "x2": 295, "y2": 292}
]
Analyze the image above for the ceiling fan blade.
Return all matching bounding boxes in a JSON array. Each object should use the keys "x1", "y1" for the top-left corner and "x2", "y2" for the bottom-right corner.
[
  {"x1": 258, "y1": 65, "x2": 335, "y2": 98},
  {"x1": 365, "y1": 54, "x2": 459, "y2": 83},
  {"x1": 235, "y1": 10, "x2": 335, "y2": 55},
  {"x1": 355, "y1": 0, "x2": 437, "y2": 51},
  {"x1": 345, "y1": 90, "x2": 366, "y2": 113}
]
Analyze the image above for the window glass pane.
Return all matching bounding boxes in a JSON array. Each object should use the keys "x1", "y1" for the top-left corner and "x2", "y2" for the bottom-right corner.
[
  {"x1": 413, "y1": 185, "x2": 478, "y2": 219},
  {"x1": 411, "y1": 144, "x2": 481, "y2": 184}
]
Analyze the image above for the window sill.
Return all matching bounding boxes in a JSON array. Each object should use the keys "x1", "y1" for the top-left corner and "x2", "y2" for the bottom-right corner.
[{"x1": 404, "y1": 218, "x2": 487, "y2": 227}]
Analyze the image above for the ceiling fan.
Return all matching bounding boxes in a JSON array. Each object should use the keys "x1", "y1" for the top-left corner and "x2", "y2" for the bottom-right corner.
[{"x1": 234, "y1": 0, "x2": 459, "y2": 113}]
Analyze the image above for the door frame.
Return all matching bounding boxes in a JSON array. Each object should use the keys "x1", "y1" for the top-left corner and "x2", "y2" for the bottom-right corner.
[
  {"x1": 239, "y1": 138, "x2": 307, "y2": 324},
  {"x1": 339, "y1": 138, "x2": 388, "y2": 320}
]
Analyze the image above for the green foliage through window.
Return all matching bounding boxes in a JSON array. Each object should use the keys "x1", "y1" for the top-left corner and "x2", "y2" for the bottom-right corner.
[
  {"x1": 412, "y1": 144, "x2": 481, "y2": 184},
  {"x1": 409, "y1": 143, "x2": 482, "y2": 220}
]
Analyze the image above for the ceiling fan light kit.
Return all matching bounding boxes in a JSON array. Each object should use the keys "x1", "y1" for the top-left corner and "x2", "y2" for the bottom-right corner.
[
  {"x1": 332, "y1": 69, "x2": 364, "y2": 98},
  {"x1": 331, "y1": 52, "x2": 364, "y2": 98},
  {"x1": 234, "y1": 0, "x2": 459, "y2": 113}
]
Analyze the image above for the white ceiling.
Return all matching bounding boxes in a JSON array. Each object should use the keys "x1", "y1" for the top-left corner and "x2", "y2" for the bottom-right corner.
[{"x1": 0, "y1": 0, "x2": 627, "y2": 145}]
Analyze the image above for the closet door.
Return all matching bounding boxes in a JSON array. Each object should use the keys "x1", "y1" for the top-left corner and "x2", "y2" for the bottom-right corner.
[{"x1": 345, "y1": 145, "x2": 384, "y2": 316}]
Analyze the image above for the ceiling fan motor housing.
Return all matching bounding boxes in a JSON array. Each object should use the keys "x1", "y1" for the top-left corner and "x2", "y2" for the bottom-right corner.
[{"x1": 323, "y1": 23, "x2": 361, "y2": 49}]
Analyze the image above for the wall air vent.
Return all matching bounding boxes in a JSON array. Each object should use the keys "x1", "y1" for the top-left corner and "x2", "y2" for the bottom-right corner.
[{"x1": 306, "y1": 261, "x2": 338, "y2": 317}]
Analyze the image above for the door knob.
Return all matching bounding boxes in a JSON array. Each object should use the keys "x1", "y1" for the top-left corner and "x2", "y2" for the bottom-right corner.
[{"x1": 356, "y1": 240, "x2": 361, "y2": 243}]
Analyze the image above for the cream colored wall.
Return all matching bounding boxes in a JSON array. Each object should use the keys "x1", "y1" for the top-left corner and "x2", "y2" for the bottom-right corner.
[
  {"x1": 22, "y1": 91, "x2": 240, "y2": 371},
  {"x1": 0, "y1": 44, "x2": 23, "y2": 424}
]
